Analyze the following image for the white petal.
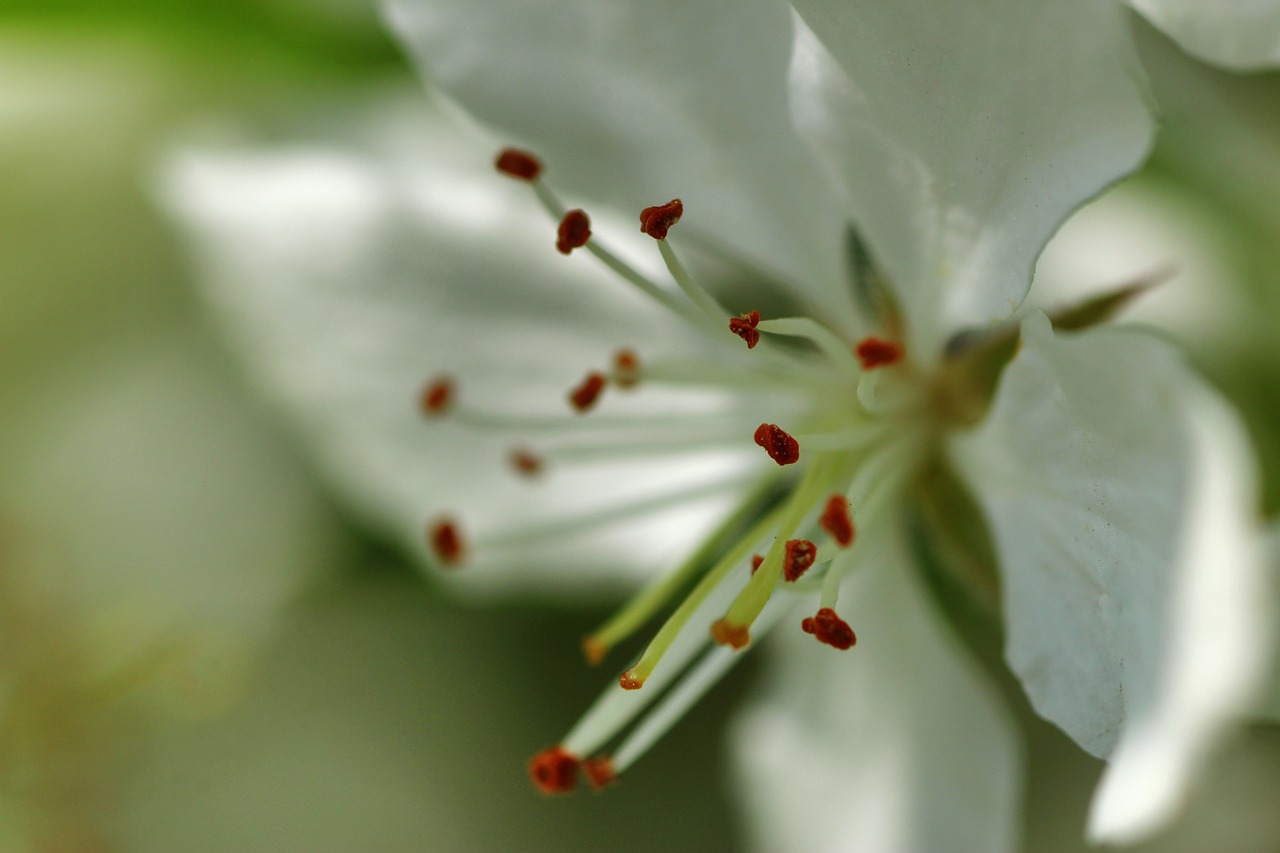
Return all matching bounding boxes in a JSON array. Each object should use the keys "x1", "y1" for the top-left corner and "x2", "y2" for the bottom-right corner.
[
  {"x1": 786, "y1": 0, "x2": 1154, "y2": 356},
  {"x1": 730, "y1": 525, "x2": 1021, "y2": 853},
  {"x1": 380, "y1": 0, "x2": 855, "y2": 326},
  {"x1": 951, "y1": 312, "x2": 1270, "y2": 844},
  {"x1": 158, "y1": 96, "x2": 758, "y2": 600},
  {"x1": 1127, "y1": 0, "x2": 1280, "y2": 70}
]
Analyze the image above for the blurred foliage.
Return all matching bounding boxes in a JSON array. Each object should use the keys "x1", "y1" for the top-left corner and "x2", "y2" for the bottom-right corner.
[
  {"x1": 2, "y1": 0, "x2": 400, "y2": 70},
  {"x1": 0, "y1": 4, "x2": 750, "y2": 850}
]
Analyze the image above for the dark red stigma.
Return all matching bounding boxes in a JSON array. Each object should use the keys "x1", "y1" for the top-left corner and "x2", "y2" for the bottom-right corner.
[
  {"x1": 750, "y1": 554, "x2": 765, "y2": 575},
  {"x1": 639, "y1": 198, "x2": 683, "y2": 239},
  {"x1": 556, "y1": 209, "x2": 592, "y2": 255},
  {"x1": 569, "y1": 372, "x2": 608, "y2": 412},
  {"x1": 820, "y1": 495, "x2": 855, "y2": 547},
  {"x1": 529, "y1": 746, "x2": 579, "y2": 795},
  {"x1": 728, "y1": 310, "x2": 762, "y2": 349},
  {"x1": 753, "y1": 423, "x2": 800, "y2": 466},
  {"x1": 583, "y1": 756, "x2": 617, "y2": 791},
  {"x1": 782, "y1": 539, "x2": 818, "y2": 582},
  {"x1": 428, "y1": 519, "x2": 465, "y2": 567},
  {"x1": 619, "y1": 671, "x2": 643, "y2": 690},
  {"x1": 420, "y1": 376, "x2": 454, "y2": 416},
  {"x1": 801, "y1": 608, "x2": 857, "y2": 650},
  {"x1": 854, "y1": 337, "x2": 904, "y2": 369},
  {"x1": 495, "y1": 148, "x2": 543, "y2": 181},
  {"x1": 710, "y1": 619, "x2": 751, "y2": 650},
  {"x1": 510, "y1": 448, "x2": 543, "y2": 477},
  {"x1": 613, "y1": 349, "x2": 641, "y2": 388}
]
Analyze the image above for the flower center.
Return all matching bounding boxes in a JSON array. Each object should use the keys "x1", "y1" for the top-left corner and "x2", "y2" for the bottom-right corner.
[{"x1": 423, "y1": 147, "x2": 938, "y2": 795}]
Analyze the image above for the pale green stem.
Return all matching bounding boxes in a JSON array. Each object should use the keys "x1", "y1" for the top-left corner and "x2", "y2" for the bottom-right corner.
[
  {"x1": 717, "y1": 454, "x2": 842, "y2": 632},
  {"x1": 756, "y1": 317, "x2": 863, "y2": 382},
  {"x1": 621, "y1": 498, "x2": 791, "y2": 686},
  {"x1": 583, "y1": 475, "x2": 783, "y2": 660},
  {"x1": 658, "y1": 239, "x2": 729, "y2": 322}
]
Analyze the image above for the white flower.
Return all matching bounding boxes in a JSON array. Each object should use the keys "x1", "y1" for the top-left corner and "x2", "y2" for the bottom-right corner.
[{"x1": 160, "y1": 0, "x2": 1278, "y2": 849}]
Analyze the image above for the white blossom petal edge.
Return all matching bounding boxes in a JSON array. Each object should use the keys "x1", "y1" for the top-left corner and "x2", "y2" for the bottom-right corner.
[
  {"x1": 951, "y1": 312, "x2": 1271, "y2": 844},
  {"x1": 1126, "y1": 0, "x2": 1280, "y2": 71}
]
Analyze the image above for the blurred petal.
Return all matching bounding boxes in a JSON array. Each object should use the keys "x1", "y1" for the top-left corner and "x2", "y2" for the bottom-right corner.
[
  {"x1": 1127, "y1": 0, "x2": 1280, "y2": 70},
  {"x1": 159, "y1": 96, "x2": 759, "y2": 600},
  {"x1": 786, "y1": 0, "x2": 1154, "y2": 355},
  {"x1": 381, "y1": 0, "x2": 854, "y2": 325},
  {"x1": 731, "y1": 525, "x2": 1020, "y2": 853},
  {"x1": 952, "y1": 312, "x2": 1269, "y2": 844}
]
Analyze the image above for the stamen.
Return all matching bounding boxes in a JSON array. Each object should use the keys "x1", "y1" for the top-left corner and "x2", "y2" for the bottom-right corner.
[
  {"x1": 820, "y1": 495, "x2": 855, "y2": 547},
  {"x1": 454, "y1": 406, "x2": 745, "y2": 435},
  {"x1": 612, "y1": 600, "x2": 788, "y2": 774},
  {"x1": 569, "y1": 372, "x2": 607, "y2": 412},
  {"x1": 782, "y1": 539, "x2": 817, "y2": 582},
  {"x1": 495, "y1": 148, "x2": 543, "y2": 181},
  {"x1": 528, "y1": 746, "x2": 579, "y2": 794},
  {"x1": 561, "y1": 538, "x2": 785, "y2": 763},
  {"x1": 801, "y1": 608, "x2": 857, "y2": 650},
  {"x1": 756, "y1": 317, "x2": 863, "y2": 380},
  {"x1": 581, "y1": 477, "x2": 781, "y2": 665},
  {"x1": 855, "y1": 336, "x2": 904, "y2": 369},
  {"x1": 753, "y1": 423, "x2": 800, "y2": 466},
  {"x1": 583, "y1": 756, "x2": 617, "y2": 790},
  {"x1": 729, "y1": 310, "x2": 761, "y2": 349},
  {"x1": 519, "y1": 169, "x2": 713, "y2": 329},
  {"x1": 428, "y1": 518, "x2": 465, "y2": 566},
  {"x1": 616, "y1": 500, "x2": 789, "y2": 688},
  {"x1": 713, "y1": 456, "x2": 842, "y2": 645},
  {"x1": 639, "y1": 198, "x2": 683, "y2": 240},
  {"x1": 556, "y1": 209, "x2": 592, "y2": 255},
  {"x1": 477, "y1": 470, "x2": 759, "y2": 553},
  {"x1": 509, "y1": 448, "x2": 544, "y2": 477},
  {"x1": 613, "y1": 349, "x2": 641, "y2": 388},
  {"x1": 657, "y1": 238, "x2": 729, "y2": 323},
  {"x1": 619, "y1": 672, "x2": 644, "y2": 691},
  {"x1": 750, "y1": 554, "x2": 764, "y2": 574},
  {"x1": 419, "y1": 376, "x2": 454, "y2": 416},
  {"x1": 709, "y1": 619, "x2": 751, "y2": 649}
]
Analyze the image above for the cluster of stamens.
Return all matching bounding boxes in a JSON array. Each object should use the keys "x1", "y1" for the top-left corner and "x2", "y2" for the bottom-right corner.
[{"x1": 422, "y1": 147, "x2": 917, "y2": 796}]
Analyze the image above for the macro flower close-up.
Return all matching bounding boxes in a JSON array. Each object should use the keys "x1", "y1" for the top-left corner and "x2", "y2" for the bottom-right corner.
[{"x1": 12, "y1": 0, "x2": 1280, "y2": 850}]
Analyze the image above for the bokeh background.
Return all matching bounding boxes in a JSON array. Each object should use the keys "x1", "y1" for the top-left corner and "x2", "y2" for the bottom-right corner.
[{"x1": 2, "y1": 2, "x2": 1280, "y2": 851}]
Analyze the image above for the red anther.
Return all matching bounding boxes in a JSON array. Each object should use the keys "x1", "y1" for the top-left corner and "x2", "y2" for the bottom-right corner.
[
  {"x1": 728, "y1": 310, "x2": 762, "y2": 349},
  {"x1": 569, "y1": 372, "x2": 607, "y2": 412},
  {"x1": 619, "y1": 671, "x2": 644, "y2": 691},
  {"x1": 419, "y1": 376, "x2": 454, "y2": 416},
  {"x1": 583, "y1": 756, "x2": 617, "y2": 791},
  {"x1": 529, "y1": 746, "x2": 579, "y2": 795},
  {"x1": 428, "y1": 518, "x2": 465, "y2": 566},
  {"x1": 556, "y1": 209, "x2": 592, "y2": 255},
  {"x1": 750, "y1": 554, "x2": 765, "y2": 575},
  {"x1": 495, "y1": 148, "x2": 542, "y2": 181},
  {"x1": 782, "y1": 539, "x2": 818, "y2": 582},
  {"x1": 638, "y1": 198, "x2": 683, "y2": 240},
  {"x1": 753, "y1": 423, "x2": 800, "y2": 466},
  {"x1": 509, "y1": 448, "x2": 543, "y2": 478},
  {"x1": 801, "y1": 608, "x2": 857, "y2": 650},
  {"x1": 613, "y1": 349, "x2": 641, "y2": 388},
  {"x1": 854, "y1": 337, "x2": 904, "y2": 369},
  {"x1": 582, "y1": 637, "x2": 607, "y2": 666},
  {"x1": 820, "y1": 495, "x2": 855, "y2": 547},
  {"x1": 710, "y1": 619, "x2": 751, "y2": 650}
]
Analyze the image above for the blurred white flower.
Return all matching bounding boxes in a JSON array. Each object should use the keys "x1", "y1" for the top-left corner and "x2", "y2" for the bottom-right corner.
[{"x1": 160, "y1": 1, "x2": 1279, "y2": 849}]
